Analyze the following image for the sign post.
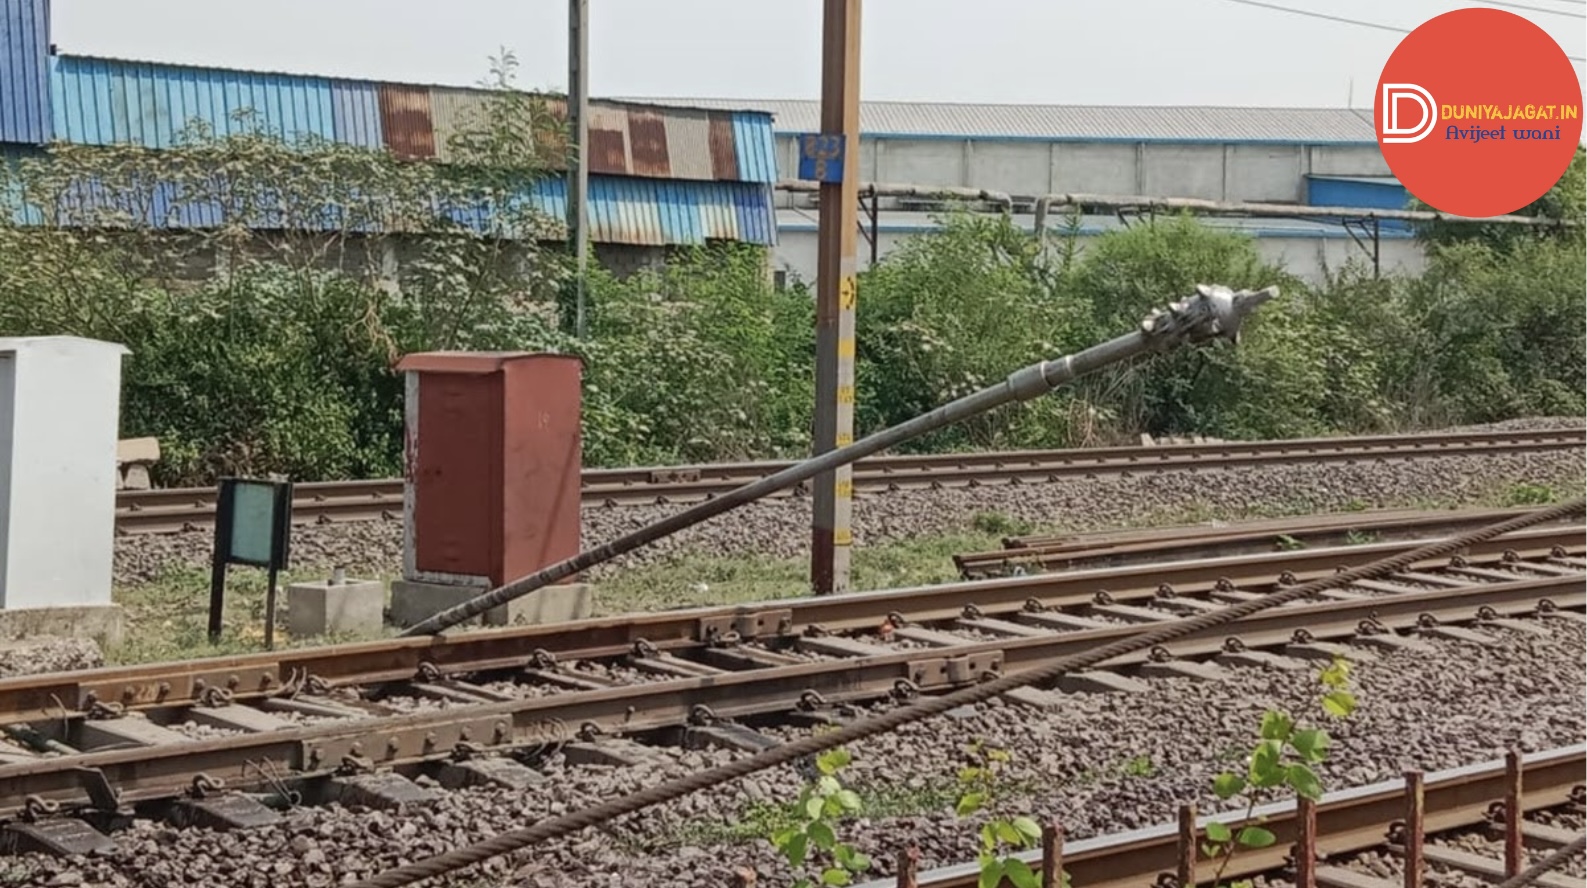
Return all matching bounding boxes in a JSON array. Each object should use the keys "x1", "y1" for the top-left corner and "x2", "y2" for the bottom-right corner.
[
  {"x1": 810, "y1": 0, "x2": 863, "y2": 597},
  {"x1": 208, "y1": 477, "x2": 294, "y2": 649}
]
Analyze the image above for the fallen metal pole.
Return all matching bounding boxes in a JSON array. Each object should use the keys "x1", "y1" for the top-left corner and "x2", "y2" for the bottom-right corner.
[{"x1": 400, "y1": 283, "x2": 1281, "y2": 637}]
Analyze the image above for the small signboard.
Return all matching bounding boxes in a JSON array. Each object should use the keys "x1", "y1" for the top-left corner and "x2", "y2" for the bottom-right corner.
[
  {"x1": 797, "y1": 133, "x2": 847, "y2": 184},
  {"x1": 209, "y1": 478, "x2": 293, "y2": 648}
]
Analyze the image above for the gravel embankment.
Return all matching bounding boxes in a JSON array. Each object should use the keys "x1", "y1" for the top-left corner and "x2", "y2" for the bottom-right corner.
[
  {"x1": 114, "y1": 417, "x2": 1587, "y2": 587},
  {"x1": 11, "y1": 616, "x2": 1583, "y2": 888}
]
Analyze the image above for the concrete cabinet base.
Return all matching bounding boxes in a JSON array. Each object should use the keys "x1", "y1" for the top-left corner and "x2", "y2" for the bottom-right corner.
[
  {"x1": 389, "y1": 580, "x2": 591, "y2": 629},
  {"x1": 286, "y1": 579, "x2": 385, "y2": 639}
]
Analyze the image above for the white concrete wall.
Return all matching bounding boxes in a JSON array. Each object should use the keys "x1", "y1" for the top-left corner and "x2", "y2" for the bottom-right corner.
[
  {"x1": 0, "y1": 337, "x2": 126, "y2": 609},
  {"x1": 772, "y1": 134, "x2": 1393, "y2": 203},
  {"x1": 773, "y1": 222, "x2": 1427, "y2": 289}
]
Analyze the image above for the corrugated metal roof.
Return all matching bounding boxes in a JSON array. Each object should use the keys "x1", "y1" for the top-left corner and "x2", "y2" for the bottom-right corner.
[
  {"x1": 42, "y1": 54, "x2": 779, "y2": 183},
  {"x1": 730, "y1": 110, "x2": 778, "y2": 184},
  {"x1": 532, "y1": 177, "x2": 776, "y2": 246},
  {"x1": 5, "y1": 154, "x2": 775, "y2": 248},
  {"x1": 50, "y1": 55, "x2": 341, "y2": 148},
  {"x1": 330, "y1": 81, "x2": 383, "y2": 149},
  {"x1": 0, "y1": 0, "x2": 51, "y2": 144},
  {"x1": 378, "y1": 83, "x2": 435, "y2": 159},
  {"x1": 428, "y1": 87, "x2": 486, "y2": 163},
  {"x1": 621, "y1": 98, "x2": 1380, "y2": 144},
  {"x1": 660, "y1": 109, "x2": 714, "y2": 180}
]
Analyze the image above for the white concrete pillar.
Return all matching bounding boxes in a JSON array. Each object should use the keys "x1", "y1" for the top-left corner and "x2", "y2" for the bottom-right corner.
[{"x1": 0, "y1": 336, "x2": 128, "y2": 610}]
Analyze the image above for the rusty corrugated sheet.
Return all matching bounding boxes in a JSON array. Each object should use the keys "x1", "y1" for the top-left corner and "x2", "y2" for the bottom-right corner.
[
  {"x1": 428, "y1": 87, "x2": 490, "y2": 163},
  {"x1": 585, "y1": 104, "x2": 630, "y2": 175},
  {"x1": 706, "y1": 111, "x2": 739, "y2": 181},
  {"x1": 625, "y1": 108, "x2": 671, "y2": 178},
  {"x1": 538, "y1": 96, "x2": 571, "y2": 170},
  {"x1": 378, "y1": 83, "x2": 435, "y2": 159},
  {"x1": 659, "y1": 108, "x2": 714, "y2": 180}
]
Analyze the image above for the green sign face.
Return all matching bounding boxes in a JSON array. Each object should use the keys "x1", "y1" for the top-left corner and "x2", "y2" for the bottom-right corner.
[{"x1": 228, "y1": 482, "x2": 279, "y2": 565}]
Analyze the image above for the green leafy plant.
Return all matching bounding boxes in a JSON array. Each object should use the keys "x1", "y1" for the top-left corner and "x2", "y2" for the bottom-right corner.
[
  {"x1": 1201, "y1": 656, "x2": 1357, "y2": 887},
  {"x1": 1503, "y1": 482, "x2": 1557, "y2": 507},
  {"x1": 769, "y1": 747, "x2": 873, "y2": 888},
  {"x1": 1275, "y1": 535, "x2": 1306, "y2": 551},
  {"x1": 954, "y1": 740, "x2": 1047, "y2": 888}
]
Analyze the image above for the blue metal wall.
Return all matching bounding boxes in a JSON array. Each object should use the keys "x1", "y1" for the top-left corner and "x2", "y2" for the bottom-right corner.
[
  {"x1": 0, "y1": 0, "x2": 50, "y2": 144},
  {"x1": 729, "y1": 111, "x2": 778, "y2": 185},
  {"x1": 1305, "y1": 175, "x2": 1410, "y2": 212},
  {"x1": 13, "y1": 36, "x2": 780, "y2": 247},
  {"x1": 51, "y1": 55, "x2": 344, "y2": 148},
  {"x1": 451, "y1": 177, "x2": 777, "y2": 247}
]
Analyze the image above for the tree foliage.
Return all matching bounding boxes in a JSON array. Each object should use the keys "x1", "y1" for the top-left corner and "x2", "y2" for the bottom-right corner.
[{"x1": 0, "y1": 65, "x2": 1579, "y2": 484}]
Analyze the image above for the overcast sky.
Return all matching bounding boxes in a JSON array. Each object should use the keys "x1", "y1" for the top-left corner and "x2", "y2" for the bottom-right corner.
[{"x1": 49, "y1": 0, "x2": 1587, "y2": 108}]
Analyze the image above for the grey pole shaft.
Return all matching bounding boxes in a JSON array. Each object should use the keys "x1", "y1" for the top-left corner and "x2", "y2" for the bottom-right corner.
[
  {"x1": 398, "y1": 285, "x2": 1279, "y2": 637},
  {"x1": 567, "y1": 0, "x2": 590, "y2": 339}
]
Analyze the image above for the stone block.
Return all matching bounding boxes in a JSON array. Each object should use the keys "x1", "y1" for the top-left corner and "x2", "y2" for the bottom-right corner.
[
  {"x1": 120, "y1": 464, "x2": 152, "y2": 490},
  {"x1": 389, "y1": 579, "x2": 591, "y2": 629},
  {"x1": 287, "y1": 578, "x2": 385, "y2": 639}
]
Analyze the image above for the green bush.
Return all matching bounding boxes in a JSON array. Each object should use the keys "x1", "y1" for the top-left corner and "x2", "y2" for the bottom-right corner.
[{"x1": 0, "y1": 70, "x2": 1579, "y2": 484}]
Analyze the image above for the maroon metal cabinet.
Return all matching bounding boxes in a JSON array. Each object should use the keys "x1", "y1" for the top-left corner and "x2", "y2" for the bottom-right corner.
[{"x1": 394, "y1": 352, "x2": 584, "y2": 589}]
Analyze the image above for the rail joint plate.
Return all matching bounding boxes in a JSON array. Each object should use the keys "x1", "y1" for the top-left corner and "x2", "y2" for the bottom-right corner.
[
  {"x1": 911, "y1": 651, "x2": 1005, "y2": 688},
  {"x1": 302, "y1": 715, "x2": 508, "y2": 770},
  {"x1": 697, "y1": 608, "x2": 794, "y2": 641}
]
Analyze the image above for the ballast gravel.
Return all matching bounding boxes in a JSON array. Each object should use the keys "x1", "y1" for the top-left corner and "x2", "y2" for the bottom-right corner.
[
  {"x1": 7, "y1": 617, "x2": 1582, "y2": 888},
  {"x1": 112, "y1": 416, "x2": 1587, "y2": 587}
]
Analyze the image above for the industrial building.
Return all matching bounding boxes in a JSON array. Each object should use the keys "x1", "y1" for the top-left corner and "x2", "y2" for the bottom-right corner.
[
  {"x1": 651, "y1": 99, "x2": 1423, "y2": 285},
  {"x1": 1, "y1": 0, "x2": 779, "y2": 277}
]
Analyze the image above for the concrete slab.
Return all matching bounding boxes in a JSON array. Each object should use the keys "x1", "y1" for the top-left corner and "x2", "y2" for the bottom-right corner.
[
  {"x1": 170, "y1": 794, "x2": 284, "y2": 831},
  {"x1": 436, "y1": 758, "x2": 543, "y2": 790},
  {"x1": 287, "y1": 578, "x2": 385, "y2": 638},
  {"x1": 184, "y1": 705, "x2": 293, "y2": 734},
  {"x1": 328, "y1": 773, "x2": 441, "y2": 810},
  {"x1": 1001, "y1": 686, "x2": 1066, "y2": 710},
  {"x1": 1138, "y1": 660, "x2": 1229, "y2": 682},
  {"x1": 562, "y1": 739, "x2": 660, "y2": 767},
  {"x1": 77, "y1": 714, "x2": 192, "y2": 750},
  {"x1": 2, "y1": 819, "x2": 115, "y2": 857},
  {"x1": 1056, "y1": 671, "x2": 1151, "y2": 694},
  {"x1": 0, "y1": 605, "x2": 124, "y2": 650},
  {"x1": 389, "y1": 579, "x2": 591, "y2": 629}
]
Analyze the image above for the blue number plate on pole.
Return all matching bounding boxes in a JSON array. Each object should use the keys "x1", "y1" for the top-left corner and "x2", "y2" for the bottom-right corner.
[{"x1": 798, "y1": 133, "x2": 847, "y2": 184}]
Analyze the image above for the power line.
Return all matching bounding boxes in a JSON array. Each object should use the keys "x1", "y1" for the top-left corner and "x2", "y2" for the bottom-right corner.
[
  {"x1": 1212, "y1": 0, "x2": 1587, "y2": 63},
  {"x1": 1482, "y1": 0, "x2": 1584, "y2": 18}
]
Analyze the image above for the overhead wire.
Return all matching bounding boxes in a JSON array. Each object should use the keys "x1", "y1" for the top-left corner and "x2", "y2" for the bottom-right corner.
[{"x1": 1210, "y1": 0, "x2": 1587, "y2": 62}]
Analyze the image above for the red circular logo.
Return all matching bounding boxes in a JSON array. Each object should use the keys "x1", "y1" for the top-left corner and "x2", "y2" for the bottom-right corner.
[{"x1": 1375, "y1": 8, "x2": 1583, "y2": 217}]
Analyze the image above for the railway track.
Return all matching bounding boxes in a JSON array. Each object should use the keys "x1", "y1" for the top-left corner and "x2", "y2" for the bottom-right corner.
[
  {"x1": 857, "y1": 745, "x2": 1586, "y2": 888},
  {"x1": 112, "y1": 428, "x2": 1585, "y2": 534},
  {"x1": 952, "y1": 506, "x2": 1569, "y2": 578},
  {"x1": 0, "y1": 524, "x2": 1580, "y2": 855}
]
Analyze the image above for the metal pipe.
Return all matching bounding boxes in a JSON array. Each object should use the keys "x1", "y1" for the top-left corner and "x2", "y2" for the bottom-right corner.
[{"x1": 398, "y1": 283, "x2": 1280, "y2": 637}]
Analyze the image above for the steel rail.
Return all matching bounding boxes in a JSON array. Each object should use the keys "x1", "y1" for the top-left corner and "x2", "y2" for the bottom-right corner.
[
  {"x1": 3, "y1": 526, "x2": 1578, "y2": 724},
  {"x1": 352, "y1": 497, "x2": 1586, "y2": 888},
  {"x1": 953, "y1": 507, "x2": 1568, "y2": 576},
  {"x1": 850, "y1": 745, "x2": 1587, "y2": 888},
  {"x1": 113, "y1": 428, "x2": 1585, "y2": 533},
  {"x1": 0, "y1": 574, "x2": 1576, "y2": 818}
]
